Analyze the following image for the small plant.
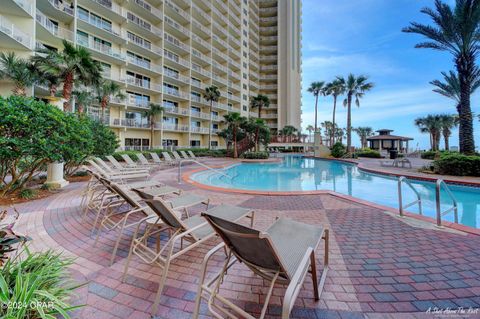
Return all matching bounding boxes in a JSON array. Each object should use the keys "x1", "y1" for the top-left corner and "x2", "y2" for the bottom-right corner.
[
  {"x1": 0, "y1": 248, "x2": 84, "y2": 318},
  {"x1": 72, "y1": 170, "x2": 88, "y2": 177},
  {"x1": 331, "y1": 142, "x2": 346, "y2": 158},
  {"x1": 432, "y1": 153, "x2": 480, "y2": 176},
  {"x1": 19, "y1": 188, "x2": 37, "y2": 200},
  {"x1": 242, "y1": 151, "x2": 269, "y2": 159},
  {"x1": 356, "y1": 149, "x2": 381, "y2": 158},
  {"x1": 40, "y1": 183, "x2": 55, "y2": 191}
]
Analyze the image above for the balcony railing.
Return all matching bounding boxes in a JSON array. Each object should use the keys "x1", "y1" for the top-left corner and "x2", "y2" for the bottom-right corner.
[
  {"x1": 36, "y1": 10, "x2": 74, "y2": 42},
  {"x1": 112, "y1": 118, "x2": 151, "y2": 128},
  {"x1": 91, "y1": 0, "x2": 123, "y2": 16},
  {"x1": 190, "y1": 126, "x2": 210, "y2": 134},
  {"x1": 125, "y1": 77, "x2": 162, "y2": 92},
  {"x1": 133, "y1": 0, "x2": 162, "y2": 18},
  {"x1": 165, "y1": 0, "x2": 190, "y2": 20},
  {"x1": 164, "y1": 32, "x2": 190, "y2": 52},
  {"x1": 164, "y1": 107, "x2": 189, "y2": 116},
  {"x1": 126, "y1": 32, "x2": 162, "y2": 55},
  {"x1": 0, "y1": 14, "x2": 32, "y2": 49},
  {"x1": 163, "y1": 70, "x2": 190, "y2": 84},
  {"x1": 165, "y1": 16, "x2": 189, "y2": 36},
  {"x1": 192, "y1": 49, "x2": 211, "y2": 64},
  {"x1": 77, "y1": 37, "x2": 124, "y2": 60},
  {"x1": 77, "y1": 9, "x2": 121, "y2": 37},
  {"x1": 192, "y1": 64, "x2": 211, "y2": 77},
  {"x1": 192, "y1": 19, "x2": 211, "y2": 36},
  {"x1": 14, "y1": 0, "x2": 34, "y2": 16},
  {"x1": 191, "y1": 111, "x2": 211, "y2": 120},
  {"x1": 162, "y1": 123, "x2": 189, "y2": 131},
  {"x1": 163, "y1": 87, "x2": 189, "y2": 99},
  {"x1": 127, "y1": 12, "x2": 162, "y2": 36},
  {"x1": 127, "y1": 95, "x2": 150, "y2": 109}
]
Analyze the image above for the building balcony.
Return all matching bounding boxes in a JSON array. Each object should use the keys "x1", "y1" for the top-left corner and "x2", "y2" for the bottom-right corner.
[
  {"x1": 125, "y1": 77, "x2": 162, "y2": 93},
  {"x1": 164, "y1": 15, "x2": 190, "y2": 39},
  {"x1": 260, "y1": 55, "x2": 277, "y2": 62},
  {"x1": 125, "y1": 32, "x2": 162, "y2": 59},
  {"x1": 213, "y1": 63, "x2": 228, "y2": 74},
  {"x1": 229, "y1": 12, "x2": 241, "y2": 26},
  {"x1": 228, "y1": 81, "x2": 241, "y2": 92},
  {"x1": 127, "y1": 55, "x2": 161, "y2": 75},
  {"x1": 126, "y1": 95, "x2": 150, "y2": 109},
  {"x1": 192, "y1": 18, "x2": 211, "y2": 38},
  {"x1": 126, "y1": 12, "x2": 162, "y2": 40},
  {"x1": 212, "y1": 20, "x2": 228, "y2": 38},
  {"x1": 191, "y1": 64, "x2": 211, "y2": 79},
  {"x1": 228, "y1": 35, "x2": 240, "y2": 49},
  {"x1": 38, "y1": 0, "x2": 74, "y2": 23},
  {"x1": 260, "y1": 45, "x2": 277, "y2": 53},
  {"x1": 36, "y1": 10, "x2": 74, "y2": 45},
  {"x1": 212, "y1": 101, "x2": 232, "y2": 112},
  {"x1": 77, "y1": 37, "x2": 125, "y2": 64},
  {"x1": 212, "y1": 47, "x2": 228, "y2": 63},
  {"x1": 192, "y1": 3, "x2": 210, "y2": 24},
  {"x1": 191, "y1": 111, "x2": 211, "y2": 120},
  {"x1": 259, "y1": 7, "x2": 277, "y2": 16},
  {"x1": 212, "y1": 73, "x2": 227, "y2": 86},
  {"x1": 212, "y1": 34, "x2": 228, "y2": 49},
  {"x1": 228, "y1": 95, "x2": 241, "y2": 102},
  {"x1": 163, "y1": 106, "x2": 189, "y2": 116},
  {"x1": 228, "y1": 58, "x2": 241, "y2": 70},
  {"x1": 260, "y1": 36, "x2": 278, "y2": 44},
  {"x1": 163, "y1": 70, "x2": 190, "y2": 86},
  {"x1": 227, "y1": 70, "x2": 240, "y2": 81},
  {"x1": 129, "y1": 0, "x2": 163, "y2": 24},
  {"x1": 260, "y1": 74, "x2": 278, "y2": 81},
  {"x1": 261, "y1": 113, "x2": 278, "y2": 119},
  {"x1": 190, "y1": 126, "x2": 210, "y2": 134},
  {"x1": 112, "y1": 118, "x2": 151, "y2": 129},
  {"x1": 161, "y1": 123, "x2": 189, "y2": 132},
  {"x1": 0, "y1": 14, "x2": 32, "y2": 50},
  {"x1": 165, "y1": 0, "x2": 190, "y2": 23},
  {"x1": 6, "y1": 0, "x2": 33, "y2": 17},
  {"x1": 190, "y1": 80, "x2": 206, "y2": 90},
  {"x1": 211, "y1": 6, "x2": 228, "y2": 26},
  {"x1": 80, "y1": 0, "x2": 125, "y2": 23},
  {"x1": 192, "y1": 49, "x2": 211, "y2": 65},
  {"x1": 213, "y1": 0, "x2": 228, "y2": 13},
  {"x1": 260, "y1": 16, "x2": 277, "y2": 25},
  {"x1": 164, "y1": 51, "x2": 190, "y2": 70},
  {"x1": 163, "y1": 87, "x2": 190, "y2": 100},
  {"x1": 192, "y1": 34, "x2": 210, "y2": 51},
  {"x1": 77, "y1": 9, "x2": 124, "y2": 44},
  {"x1": 164, "y1": 32, "x2": 190, "y2": 54},
  {"x1": 261, "y1": 65, "x2": 278, "y2": 71},
  {"x1": 260, "y1": 84, "x2": 278, "y2": 90},
  {"x1": 260, "y1": 26, "x2": 278, "y2": 34},
  {"x1": 266, "y1": 122, "x2": 278, "y2": 129}
]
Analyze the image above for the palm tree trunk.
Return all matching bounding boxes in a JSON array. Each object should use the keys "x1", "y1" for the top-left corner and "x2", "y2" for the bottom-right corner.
[
  {"x1": 258, "y1": 105, "x2": 262, "y2": 118},
  {"x1": 255, "y1": 127, "x2": 259, "y2": 152},
  {"x1": 233, "y1": 126, "x2": 238, "y2": 158},
  {"x1": 332, "y1": 96, "x2": 337, "y2": 147},
  {"x1": 63, "y1": 72, "x2": 74, "y2": 112},
  {"x1": 457, "y1": 56, "x2": 475, "y2": 154},
  {"x1": 49, "y1": 85, "x2": 57, "y2": 97},
  {"x1": 444, "y1": 132, "x2": 449, "y2": 151},
  {"x1": 346, "y1": 94, "x2": 352, "y2": 153},
  {"x1": 12, "y1": 85, "x2": 26, "y2": 97},
  {"x1": 314, "y1": 95, "x2": 319, "y2": 132},
  {"x1": 429, "y1": 133, "x2": 434, "y2": 151},
  {"x1": 151, "y1": 121, "x2": 154, "y2": 150},
  {"x1": 208, "y1": 102, "x2": 212, "y2": 150}
]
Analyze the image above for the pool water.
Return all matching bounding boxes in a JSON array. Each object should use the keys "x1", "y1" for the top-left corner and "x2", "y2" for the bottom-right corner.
[{"x1": 190, "y1": 156, "x2": 480, "y2": 229}]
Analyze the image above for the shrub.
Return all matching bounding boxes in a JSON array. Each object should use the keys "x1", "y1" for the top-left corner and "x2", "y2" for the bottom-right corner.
[
  {"x1": 242, "y1": 151, "x2": 269, "y2": 159},
  {"x1": 19, "y1": 188, "x2": 37, "y2": 199},
  {"x1": 331, "y1": 142, "x2": 346, "y2": 158},
  {"x1": 421, "y1": 151, "x2": 438, "y2": 159},
  {"x1": 356, "y1": 149, "x2": 381, "y2": 158},
  {"x1": 72, "y1": 170, "x2": 88, "y2": 177},
  {"x1": 432, "y1": 154, "x2": 480, "y2": 176},
  {"x1": 0, "y1": 248, "x2": 83, "y2": 318},
  {"x1": 112, "y1": 151, "x2": 139, "y2": 162},
  {"x1": 40, "y1": 183, "x2": 55, "y2": 191}
]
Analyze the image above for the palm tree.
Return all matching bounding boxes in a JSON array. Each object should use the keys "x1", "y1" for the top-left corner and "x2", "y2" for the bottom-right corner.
[
  {"x1": 143, "y1": 103, "x2": 164, "y2": 149},
  {"x1": 438, "y1": 114, "x2": 459, "y2": 150},
  {"x1": 414, "y1": 115, "x2": 443, "y2": 151},
  {"x1": 280, "y1": 125, "x2": 298, "y2": 142},
  {"x1": 73, "y1": 90, "x2": 94, "y2": 115},
  {"x1": 324, "y1": 79, "x2": 345, "y2": 146},
  {"x1": 96, "y1": 80, "x2": 125, "y2": 119},
  {"x1": 337, "y1": 74, "x2": 374, "y2": 154},
  {"x1": 306, "y1": 125, "x2": 314, "y2": 142},
  {"x1": 35, "y1": 40, "x2": 103, "y2": 111},
  {"x1": 353, "y1": 127, "x2": 374, "y2": 149},
  {"x1": 224, "y1": 112, "x2": 247, "y2": 158},
  {"x1": 0, "y1": 52, "x2": 37, "y2": 96},
  {"x1": 307, "y1": 81, "x2": 325, "y2": 133},
  {"x1": 204, "y1": 85, "x2": 221, "y2": 150},
  {"x1": 335, "y1": 127, "x2": 345, "y2": 143},
  {"x1": 321, "y1": 121, "x2": 334, "y2": 146},
  {"x1": 250, "y1": 94, "x2": 270, "y2": 119},
  {"x1": 403, "y1": 0, "x2": 480, "y2": 154}
]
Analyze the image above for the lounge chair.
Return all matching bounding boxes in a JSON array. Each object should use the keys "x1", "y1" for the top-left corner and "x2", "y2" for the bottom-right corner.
[
  {"x1": 172, "y1": 151, "x2": 183, "y2": 162},
  {"x1": 87, "y1": 160, "x2": 149, "y2": 181},
  {"x1": 193, "y1": 216, "x2": 329, "y2": 319},
  {"x1": 187, "y1": 150, "x2": 198, "y2": 159},
  {"x1": 136, "y1": 153, "x2": 160, "y2": 167},
  {"x1": 106, "y1": 155, "x2": 145, "y2": 171},
  {"x1": 162, "y1": 152, "x2": 178, "y2": 165},
  {"x1": 120, "y1": 154, "x2": 154, "y2": 170},
  {"x1": 179, "y1": 150, "x2": 190, "y2": 159},
  {"x1": 149, "y1": 152, "x2": 167, "y2": 165},
  {"x1": 94, "y1": 157, "x2": 148, "y2": 174},
  {"x1": 123, "y1": 190, "x2": 255, "y2": 316},
  {"x1": 93, "y1": 180, "x2": 184, "y2": 265}
]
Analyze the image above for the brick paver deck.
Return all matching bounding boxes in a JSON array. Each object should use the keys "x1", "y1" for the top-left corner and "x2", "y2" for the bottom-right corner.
[{"x1": 8, "y1": 159, "x2": 480, "y2": 319}]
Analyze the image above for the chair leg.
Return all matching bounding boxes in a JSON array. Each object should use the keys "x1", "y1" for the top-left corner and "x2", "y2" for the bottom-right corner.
[
  {"x1": 151, "y1": 242, "x2": 175, "y2": 316},
  {"x1": 110, "y1": 218, "x2": 128, "y2": 265},
  {"x1": 310, "y1": 251, "x2": 319, "y2": 300},
  {"x1": 122, "y1": 221, "x2": 143, "y2": 282}
]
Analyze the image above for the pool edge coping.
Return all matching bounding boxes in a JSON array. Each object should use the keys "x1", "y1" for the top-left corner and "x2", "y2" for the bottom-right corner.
[{"x1": 182, "y1": 159, "x2": 480, "y2": 236}]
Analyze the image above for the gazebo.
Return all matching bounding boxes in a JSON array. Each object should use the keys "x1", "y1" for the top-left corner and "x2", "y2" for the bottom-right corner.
[{"x1": 366, "y1": 129, "x2": 413, "y2": 153}]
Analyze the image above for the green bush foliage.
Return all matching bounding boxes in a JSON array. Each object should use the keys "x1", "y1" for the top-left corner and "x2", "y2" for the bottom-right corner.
[
  {"x1": 331, "y1": 142, "x2": 346, "y2": 158},
  {"x1": 112, "y1": 148, "x2": 228, "y2": 162},
  {"x1": 421, "y1": 150, "x2": 440, "y2": 159},
  {"x1": 0, "y1": 248, "x2": 83, "y2": 318},
  {"x1": 356, "y1": 149, "x2": 381, "y2": 158},
  {"x1": 19, "y1": 188, "x2": 37, "y2": 199},
  {"x1": 432, "y1": 153, "x2": 480, "y2": 176},
  {"x1": 0, "y1": 96, "x2": 118, "y2": 196},
  {"x1": 242, "y1": 151, "x2": 269, "y2": 159}
]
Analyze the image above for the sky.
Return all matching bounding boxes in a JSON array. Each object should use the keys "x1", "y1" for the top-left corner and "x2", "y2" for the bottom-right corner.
[{"x1": 300, "y1": 0, "x2": 480, "y2": 150}]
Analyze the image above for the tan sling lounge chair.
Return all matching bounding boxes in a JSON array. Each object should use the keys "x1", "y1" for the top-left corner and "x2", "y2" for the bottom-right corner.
[
  {"x1": 123, "y1": 190, "x2": 255, "y2": 316},
  {"x1": 193, "y1": 215, "x2": 329, "y2": 319}
]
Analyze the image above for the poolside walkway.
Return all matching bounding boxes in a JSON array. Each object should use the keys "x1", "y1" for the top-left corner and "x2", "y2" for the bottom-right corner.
[{"x1": 8, "y1": 159, "x2": 480, "y2": 319}]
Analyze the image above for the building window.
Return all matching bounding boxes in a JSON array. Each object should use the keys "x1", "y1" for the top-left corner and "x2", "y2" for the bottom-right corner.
[
  {"x1": 243, "y1": 105, "x2": 247, "y2": 111},
  {"x1": 243, "y1": 84, "x2": 247, "y2": 89},
  {"x1": 211, "y1": 141, "x2": 218, "y2": 147},
  {"x1": 191, "y1": 120, "x2": 201, "y2": 128},
  {"x1": 162, "y1": 139, "x2": 178, "y2": 147},
  {"x1": 190, "y1": 140, "x2": 201, "y2": 147},
  {"x1": 125, "y1": 138, "x2": 149, "y2": 150},
  {"x1": 243, "y1": 52, "x2": 247, "y2": 58},
  {"x1": 162, "y1": 116, "x2": 179, "y2": 124},
  {"x1": 163, "y1": 99, "x2": 178, "y2": 110},
  {"x1": 128, "y1": 91, "x2": 150, "y2": 107},
  {"x1": 127, "y1": 31, "x2": 151, "y2": 49},
  {"x1": 127, "y1": 71, "x2": 150, "y2": 88},
  {"x1": 243, "y1": 73, "x2": 247, "y2": 79}
]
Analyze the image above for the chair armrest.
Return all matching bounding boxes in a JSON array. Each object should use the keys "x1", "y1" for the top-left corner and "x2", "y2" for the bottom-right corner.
[{"x1": 282, "y1": 247, "x2": 314, "y2": 319}]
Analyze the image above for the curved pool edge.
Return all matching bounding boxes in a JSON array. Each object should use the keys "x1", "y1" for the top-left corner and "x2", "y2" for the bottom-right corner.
[{"x1": 183, "y1": 159, "x2": 480, "y2": 236}]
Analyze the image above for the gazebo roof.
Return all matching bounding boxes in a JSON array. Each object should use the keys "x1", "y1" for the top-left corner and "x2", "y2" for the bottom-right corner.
[{"x1": 367, "y1": 134, "x2": 413, "y2": 141}]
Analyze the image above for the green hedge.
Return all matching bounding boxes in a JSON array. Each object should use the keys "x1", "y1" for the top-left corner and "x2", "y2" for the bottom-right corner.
[
  {"x1": 242, "y1": 151, "x2": 269, "y2": 159},
  {"x1": 331, "y1": 142, "x2": 346, "y2": 158},
  {"x1": 356, "y1": 149, "x2": 381, "y2": 158},
  {"x1": 421, "y1": 151, "x2": 440, "y2": 159},
  {"x1": 433, "y1": 154, "x2": 480, "y2": 176}
]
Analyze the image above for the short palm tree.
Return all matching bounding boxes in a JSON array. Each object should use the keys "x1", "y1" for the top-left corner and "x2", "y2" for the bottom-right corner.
[
  {"x1": 403, "y1": 0, "x2": 480, "y2": 154},
  {"x1": 307, "y1": 81, "x2": 325, "y2": 133},
  {"x1": 73, "y1": 90, "x2": 94, "y2": 115},
  {"x1": 337, "y1": 74, "x2": 374, "y2": 154},
  {"x1": 353, "y1": 127, "x2": 374, "y2": 149},
  {"x1": 204, "y1": 85, "x2": 221, "y2": 149},
  {"x1": 0, "y1": 52, "x2": 37, "y2": 96},
  {"x1": 250, "y1": 94, "x2": 270, "y2": 119},
  {"x1": 324, "y1": 79, "x2": 345, "y2": 147},
  {"x1": 96, "y1": 80, "x2": 125, "y2": 119},
  {"x1": 438, "y1": 114, "x2": 459, "y2": 150},
  {"x1": 35, "y1": 40, "x2": 103, "y2": 111},
  {"x1": 143, "y1": 103, "x2": 164, "y2": 149},
  {"x1": 280, "y1": 125, "x2": 298, "y2": 142},
  {"x1": 306, "y1": 124, "x2": 314, "y2": 142},
  {"x1": 224, "y1": 112, "x2": 247, "y2": 158},
  {"x1": 431, "y1": 70, "x2": 480, "y2": 113},
  {"x1": 321, "y1": 121, "x2": 335, "y2": 145},
  {"x1": 414, "y1": 115, "x2": 443, "y2": 151}
]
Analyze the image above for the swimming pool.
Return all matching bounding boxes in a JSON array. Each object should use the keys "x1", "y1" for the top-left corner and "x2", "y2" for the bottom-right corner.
[{"x1": 190, "y1": 156, "x2": 480, "y2": 229}]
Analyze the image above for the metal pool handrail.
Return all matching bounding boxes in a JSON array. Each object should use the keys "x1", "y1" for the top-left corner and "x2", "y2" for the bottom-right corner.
[
  {"x1": 178, "y1": 159, "x2": 233, "y2": 183},
  {"x1": 435, "y1": 179, "x2": 458, "y2": 227},
  {"x1": 397, "y1": 176, "x2": 423, "y2": 217}
]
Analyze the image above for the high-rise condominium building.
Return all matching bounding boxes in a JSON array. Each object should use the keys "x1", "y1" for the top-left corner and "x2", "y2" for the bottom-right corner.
[{"x1": 0, "y1": 0, "x2": 301, "y2": 150}]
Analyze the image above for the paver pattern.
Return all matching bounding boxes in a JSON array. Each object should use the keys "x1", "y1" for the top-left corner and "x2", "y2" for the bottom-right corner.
[{"x1": 8, "y1": 159, "x2": 480, "y2": 319}]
